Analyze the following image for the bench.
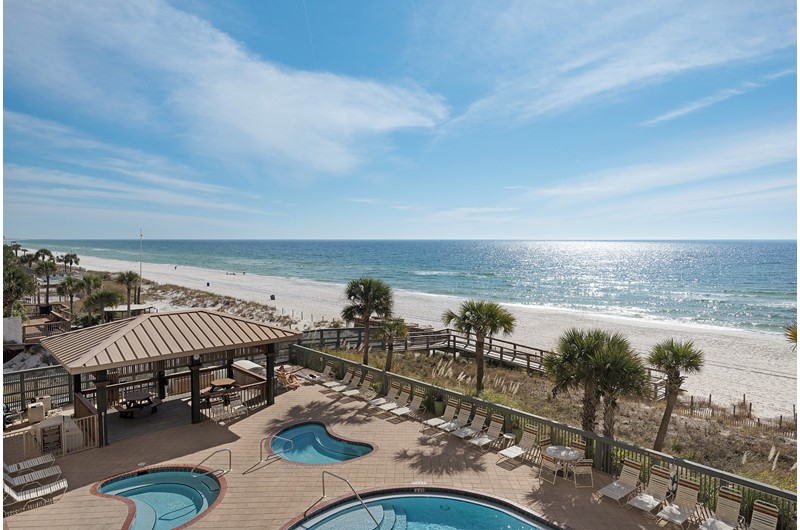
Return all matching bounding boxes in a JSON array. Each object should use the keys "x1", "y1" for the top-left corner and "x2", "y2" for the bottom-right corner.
[{"x1": 114, "y1": 405, "x2": 134, "y2": 419}]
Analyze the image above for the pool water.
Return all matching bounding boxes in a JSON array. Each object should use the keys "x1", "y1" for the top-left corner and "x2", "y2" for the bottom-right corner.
[
  {"x1": 99, "y1": 470, "x2": 221, "y2": 530},
  {"x1": 271, "y1": 422, "x2": 373, "y2": 464},
  {"x1": 295, "y1": 493, "x2": 555, "y2": 530}
]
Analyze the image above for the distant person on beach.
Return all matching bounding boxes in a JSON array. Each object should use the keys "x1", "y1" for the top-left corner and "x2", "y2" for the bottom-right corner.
[{"x1": 174, "y1": 265, "x2": 177, "y2": 270}]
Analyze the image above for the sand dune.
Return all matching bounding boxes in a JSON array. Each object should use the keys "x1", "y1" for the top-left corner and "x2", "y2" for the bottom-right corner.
[{"x1": 79, "y1": 256, "x2": 796, "y2": 418}]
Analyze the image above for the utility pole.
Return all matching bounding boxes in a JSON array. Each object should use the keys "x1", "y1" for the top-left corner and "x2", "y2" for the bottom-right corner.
[{"x1": 138, "y1": 229, "x2": 143, "y2": 304}]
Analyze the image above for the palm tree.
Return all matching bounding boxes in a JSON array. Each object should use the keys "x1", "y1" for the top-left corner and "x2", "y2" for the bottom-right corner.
[
  {"x1": 442, "y1": 300, "x2": 516, "y2": 394},
  {"x1": 594, "y1": 335, "x2": 648, "y2": 439},
  {"x1": 377, "y1": 318, "x2": 408, "y2": 388},
  {"x1": 80, "y1": 273, "x2": 103, "y2": 298},
  {"x1": 65, "y1": 253, "x2": 80, "y2": 275},
  {"x1": 8, "y1": 242, "x2": 22, "y2": 257},
  {"x1": 56, "y1": 254, "x2": 68, "y2": 274},
  {"x1": 57, "y1": 276, "x2": 82, "y2": 320},
  {"x1": 543, "y1": 328, "x2": 608, "y2": 433},
  {"x1": 785, "y1": 322, "x2": 797, "y2": 352},
  {"x1": 34, "y1": 259, "x2": 58, "y2": 305},
  {"x1": 33, "y1": 248, "x2": 53, "y2": 262},
  {"x1": 648, "y1": 339, "x2": 704, "y2": 451},
  {"x1": 83, "y1": 290, "x2": 123, "y2": 324},
  {"x1": 341, "y1": 277, "x2": 394, "y2": 365},
  {"x1": 115, "y1": 271, "x2": 141, "y2": 317},
  {"x1": 19, "y1": 253, "x2": 36, "y2": 268},
  {"x1": 3, "y1": 265, "x2": 36, "y2": 317}
]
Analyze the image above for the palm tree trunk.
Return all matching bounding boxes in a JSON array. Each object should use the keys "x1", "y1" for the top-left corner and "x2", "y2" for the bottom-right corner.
[
  {"x1": 653, "y1": 390, "x2": 678, "y2": 451},
  {"x1": 69, "y1": 295, "x2": 74, "y2": 321},
  {"x1": 581, "y1": 381, "x2": 599, "y2": 432},
  {"x1": 603, "y1": 398, "x2": 617, "y2": 438},
  {"x1": 126, "y1": 288, "x2": 132, "y2": 317},
  {"x1": 475, "y1": 336, "x2": 485, "y2": 393},
  {"x1": 362, "y1": 322, "x2": 370, "y2": 365},
  {"x1": 45, "y1": 277, "x2": 51, "y2": 305}
]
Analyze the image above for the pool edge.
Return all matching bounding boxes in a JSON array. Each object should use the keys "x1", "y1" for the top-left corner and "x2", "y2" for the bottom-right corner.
[{"x1": 267, "y1": 420, "x2": 378, "y2": 466}]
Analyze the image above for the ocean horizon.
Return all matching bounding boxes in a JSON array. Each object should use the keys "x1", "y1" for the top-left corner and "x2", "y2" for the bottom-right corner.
[{"x1": 13, "y1": 239, "x2": 797, "y2": 334}]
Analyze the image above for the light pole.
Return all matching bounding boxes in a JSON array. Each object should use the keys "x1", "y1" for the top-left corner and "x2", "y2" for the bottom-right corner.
[{"x1": 138, "y1": 229, "x2": 143, "y2": 304}]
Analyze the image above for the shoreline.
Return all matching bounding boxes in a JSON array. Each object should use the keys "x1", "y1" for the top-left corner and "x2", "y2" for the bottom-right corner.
[{"x1": 78, "y1": 255, "x2": 796, "y2": 417}]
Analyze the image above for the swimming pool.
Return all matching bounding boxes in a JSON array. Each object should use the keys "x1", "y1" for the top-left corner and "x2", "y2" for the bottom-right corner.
[
  {"x1": 97, "y1": 467, "x2": 223, "y2": 530},
  {"x1": 286, "y1": 488, "x2": 562, "y2": 530},
  {"x1": 271, "y1": 421, "x2": 374, "y2": 464}
]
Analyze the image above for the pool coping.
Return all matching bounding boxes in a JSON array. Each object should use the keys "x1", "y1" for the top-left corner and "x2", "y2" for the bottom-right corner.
[
  {"x1": 90, "y1": 464, "x2": 228, "y2": 530},
  {"x1": 266, "y1": 420, "x2": 378, "y2": 466},
  {"x1": 278, "y1": 484, "x2": 573, "y2": 530}
]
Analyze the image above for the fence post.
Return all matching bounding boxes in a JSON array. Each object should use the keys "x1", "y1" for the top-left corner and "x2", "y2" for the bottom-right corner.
[{"x1": 18, "y1": 371, "x2": 26, "y2": 409}]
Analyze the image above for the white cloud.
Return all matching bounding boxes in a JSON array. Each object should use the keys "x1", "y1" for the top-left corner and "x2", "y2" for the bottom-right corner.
[
  {"x1": 5, "y1": 1, "x2": 447, "y2": 175},
  {"x1": 427, "y1": 207, "x2": 519, "y2": 223}
]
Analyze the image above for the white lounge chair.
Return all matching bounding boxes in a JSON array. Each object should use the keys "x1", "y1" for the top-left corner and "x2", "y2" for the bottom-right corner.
[
  {"x1": 4, "y1": 466, "x2": 62, "y2": 488},
  {"x1": 334, "y1": 369, "x2": 362, "y2": 394},
  {"x1": 3, "y1": 478, "x2": 68, "y2": 515},
  {"x1": 318, "y1": 361, "x2": 339, "y2": 385},
  {"x1": 452, "y1": 407, "x2": 488, "y2": 439},
  {"x1": 3, "y1": 455, "x2": 55, "y2": 475},
  {"x1": 341, "y1": 371, "x2": 368, "y2": 398},
  {"x1": 437, "y1": 402, "x2": 473, "y2": 433},
  {"x1": 749, "y1": 500, "x2": 780, "y2": 530},
  {"x1": 329, "y1": 368, "x2": 356, "y2": 392},
  {"x1": 392, "y1": 389, "x2": 425, "y2": 419},
  {"x1": 377, "y1": 383, "x2": 410, "y2": 412},
  {"x1": 368, "y1": 381, "x2": 402, "y2": 408},
  {"x1": 497, "y1": 424, "x2": 538, "y2": 465},
  {"x1": 468, "y1": 413, "x2": 505, "y2": 451},
  {"x1": 657, "y1": 476, "x2": 701, "y2": 528},
  {"x1": 698, "y1": 486, "x2": 745, "y2": 530},
  {"x1": 422, "y1": 397, "x2": 458, "y2": 431},
  {"x1": 598, "y1": 459, "x2": 642, "y2": 505},
  {"x1": 626, "y1": 464, "x2": 672, "y2": 515}
]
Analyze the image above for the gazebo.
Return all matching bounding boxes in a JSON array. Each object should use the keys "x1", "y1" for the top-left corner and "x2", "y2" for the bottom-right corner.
[{"x1": 41, "y1": 309, "x2": 302, "y2": 446}]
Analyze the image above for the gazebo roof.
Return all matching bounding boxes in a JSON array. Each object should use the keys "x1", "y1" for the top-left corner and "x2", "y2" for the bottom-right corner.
[{"x1": 41, "y1": 309, "x2": 301, "y2": 374}]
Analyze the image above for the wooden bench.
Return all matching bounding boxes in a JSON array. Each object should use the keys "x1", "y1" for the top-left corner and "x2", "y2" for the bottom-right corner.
[{"x1": 114, "y1": 405, "x2": 134, "y2": 419}]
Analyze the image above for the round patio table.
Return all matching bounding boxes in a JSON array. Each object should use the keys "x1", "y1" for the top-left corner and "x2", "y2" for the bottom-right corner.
[{"x1": 545, "y1": 445, "x2": 582, "y2": 477}]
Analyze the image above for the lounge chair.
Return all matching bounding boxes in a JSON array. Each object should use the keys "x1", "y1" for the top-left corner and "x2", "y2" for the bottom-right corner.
[
  {"x1": 626, "y1": 464, "x2": 672, "y2": 515},
  {"x1": 497, "y1": 424, "x2": 538, "y2": 465},
  {"x1": 3, "y1": 465, "x2": 62, "y2": 488},
  {"x1": 452, "y1": 407, "x2": 487, "y2": 439},
  {"x1": 368, "y1": 381, "x2": 402, "y2": 408},
  {"x1": 468, "y1": 413, "x2": 506, "y2": 451},
  {"x1": 391, "y1": 389, "x2": 425, "y2": 419},
  {"x1": 334, "y1": 369, "x2": 362, "y2": 394},
  {"x1": 598, "y1": 459, "x2": 642, "y2": 505},
  {"x1": 3, "y1": 455, "x2": 55, "y2": 475},
  {"x1": 329, "y1": 368, "x2": 356, "y2": 392},
  {"x1": 422, "y1": 397, "x2": 458, "y2": 432},
  {"x1": 3, "y1": 478, "x2": 68, "y2": 515},
  {"x1": 538, "y1": 453, "x2": 560, "y2": 484},
  {"x1": 698, "y1": 487, "x2": 745, "y2": 530},
  {"x1": 341, "y1": 371, "x2": 368, "y2": 398},
  {"x1": 656, "y1": 476, "x2": 701, "y2": 528},
  {"x1": 437, "y1": 402, "x2": 473, "y2": 434},
  {"x1": 748, "y1": 500, "x2": 780, "y2": 530},
  {"x1": 320, "y1": 362, "x2": 343, "y2": 387},
  {"x1": 378, "y1": 384, "x2": 411, "y2": 412},
  {"x1": 571, "y1": 459, "x2": 594, "y2": 488}
]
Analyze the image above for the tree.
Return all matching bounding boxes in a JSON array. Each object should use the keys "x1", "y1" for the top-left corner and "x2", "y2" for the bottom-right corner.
[
  {"x1": 648, "y1": 339, "x2": 704, "y2": 452},
  {"x1": 543, "y1": 328, "x2": 608, "y2": 433},
  {"x1": 8, "y1": 242, "x2": 22, "y2": 257},
  {"x1": 57, "y1": 276, "x2": 82, "y2": 320},
  {"x1": 56, "y1": 254, "x2": 68, "y2": 275},
  {"x1": 594, "y1": 335, "x2": 648, "y2": 439},
  {"x1": 65, "y1": 253, "x2": 80, "y2": 275},
  {"x1": 82, "y1": 290, "x2": 123, "y2": 325},
  {"x1": 786, "y1": 322, "x2": 797, "y2": 352},
  {"x1": 377, "y1": 318, "x2": 408, "y2": 388},
  {"x1": 115, "y1": 271, "x2": 141, "y2": 318},
  {"x1": 35, "y1": 259, "x2": 58, "y2": 305},
  {"x1": 19, "y1": 253, "x2": 36, "y2": 268},
  {"x1": 341, "y1": 277, "x2": 394, "y2": 365},
  {"x1": 80, "y1": 273, "x2": 102, "y2": 298},
  {"x1": 33, "y1": 248, "x2": 53, "y2": 262},
  {"x1": 4, "y1": 265, "x2": 36, "y2": 317},
  {"x1": 442, "y1": 300, "x2": 516, "y2": 394}
]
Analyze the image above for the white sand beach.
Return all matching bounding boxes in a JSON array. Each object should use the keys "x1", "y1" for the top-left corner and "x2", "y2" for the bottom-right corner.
[{"x1": 79, "y1": 256, "x2": 797, "y2": 418}]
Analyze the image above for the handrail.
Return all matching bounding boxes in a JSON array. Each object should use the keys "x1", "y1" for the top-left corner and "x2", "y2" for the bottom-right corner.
[
  {"x1": 304, "y1": 471, "x2": 379, "y2": 527},
  {"x1": 191, "y1": 448, "x2": 231, "y2": 477},
  {"x1": 260, "y1": 435, "x2": 294, "y2": 462}
]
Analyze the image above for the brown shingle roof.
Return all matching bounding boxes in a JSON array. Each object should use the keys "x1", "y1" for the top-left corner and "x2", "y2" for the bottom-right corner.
[{"x1": 41, "y1": 309, "x2": 301, "y2": 374}]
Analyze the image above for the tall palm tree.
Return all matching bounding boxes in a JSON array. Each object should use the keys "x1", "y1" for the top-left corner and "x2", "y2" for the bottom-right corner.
[
  {"x1": 378, "y1": 318, "x2": 408, "y2": 388},
  {"x1": 33, "y1": 248, "x2": 53, "y2": 262},
  {"x1": 543, "y1": 328, "x2": 608, "y2": 433},
  {"x1": 65, "y1": 253, "x2": 80, "y2": 275},
  {"x1": 785, "y1": 322, "x2": 797, "y2": 352},
  {"x1": 34, "y1": 259, "x2": 58, "y2": 305},
  {"x1": 9, "y1": 242, "x2": 22, "y2": 257},
  {"x1": 115, "y1": 271, "x2": 141, "y2": 317},
  {"x1": 648, "y1": 339, "x2": 704, "y2": 451},
  {"x1": 80, "y1": 273, "x2": 103, "y2": 297},
  {"x1": 341, "y1": 277, "x2": 394, "y2": 365},
  {"x1": 83, "y1": 290, "x2": 123, "y2": 324},
  {"x1": 442, "y1": 300, "x2": 516, "y2": 394},
  {"x1": 56, "y1": 254, "x2": 68, "y2": 274},
  {"x1": 57, "y1": 276, "x2": 82, "y2": 320},
  {"x1": 594, "y1": 335, "x2": 648, "y2": 439},
  {"x1": 19, "y1": 253, "x2": 36, "y2": 268}
]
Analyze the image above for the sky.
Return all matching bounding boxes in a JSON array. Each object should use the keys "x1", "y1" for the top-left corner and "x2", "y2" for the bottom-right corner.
[{"x1": 2, "y1": 0, "x2": 797, "y2": 240}]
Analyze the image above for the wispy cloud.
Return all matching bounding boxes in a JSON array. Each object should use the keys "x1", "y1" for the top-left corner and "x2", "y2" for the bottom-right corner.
[
  {"x1": 642, "y1": 70, "x2": 796, "y2": 125},
  {"x1": 427, "y1": 207, "x2": 519, "y2": 223},
  {"x1": 5, "y1": 1, "x2": 448, "y2": 175}
]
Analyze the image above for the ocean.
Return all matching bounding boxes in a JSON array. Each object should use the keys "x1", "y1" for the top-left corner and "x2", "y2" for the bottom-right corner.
[{"x1": 15, "y1": 239, "x2": 797, "y2": 333}]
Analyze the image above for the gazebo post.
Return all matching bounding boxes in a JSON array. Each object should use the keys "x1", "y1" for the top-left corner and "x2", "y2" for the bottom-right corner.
[
  {"x1": 156, "y1": 361, "x2": 167, "y2": 399},
  {"x1": 73, "y1": 374, "x2": 82, "y2": 394},
  {"x1": 94, "y1": 370, "x2": 109, "y2": 447},
  {"x1": 266, "y1": 344, "x2": 275, "y2": 406},
  {"x1": 190, "y1": 355, "x2": 203, "y2": 424}
]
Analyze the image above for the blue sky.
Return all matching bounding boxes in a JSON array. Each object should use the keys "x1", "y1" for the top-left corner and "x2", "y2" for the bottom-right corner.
[{"x1": 3, "y1": 0, "x2": 797, "y2": 240}]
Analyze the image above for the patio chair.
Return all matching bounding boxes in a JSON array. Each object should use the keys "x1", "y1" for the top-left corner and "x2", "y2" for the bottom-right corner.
[
  {"x1": 3, "y1": 465, "x2": 62, "y2": 488},
  {"x1": 228, "y1": 396, "x2": 249, "y2": 420},
  {"x1": 570, "y1": 459, "x2": 594, "y2": 488},
  {"x1": 532, "y1": 437, "x2": 551, "y2": 466},
  {"x1": 698, "y1": 486, "x2": 745, "y2": 530},
  {"x1": 437, "y1": 402, "x2": 473, "y2": 433},
  {"x1": 748, "y1": 500, "x2": 780, "y2": 530},
  {"x1": 570, "y1": 438, "x2": 587, "y2": 456},
  {"x1": 538, "y1": 453, "x2": 560, "y2": 485},
  {"x1": 3, "y1": 478, "x2": 68, "y2": 515},
  {"x1": 497, "y1": 424, "x2": 538, "y2": 465},
  {"x1": 656, "y1": 476, "x2": 702, "y2": 529},
  {"x1": 320, "y1": 362, "x2": 341, "y2": 386},
  {"x1": 422, "y1": 397, "x2": 458, "y2": 432},
  {"x1": 452, "y1": 407, "x2": 488, "y2": 440},
  {"x1": 597, "y1": 459, "x2": 642, "y2": 505},
  {"x1": 343, "y1": 372, "x2": 375, "y2": 399},
  {"x1": 4, "y1": 455, "x2": 55, "y2": 475},
  {"x1": 334, "y1": 369, "x2": 362, "y2": 394},
  {"x1": 378, "y1": 384, "x2": 411, "y2": 413},
  {"x1": 468, "y1": 413, "x2": 506, "y2": 451},
  {"x1": 626, "y1": 464, "x2": 673, "y2": 516},
  {"x1": 367, "y1": 380, "x2": 402, "y2": 408},
  {"x1": 329, "y1": 368, "x2": 356, "y2": 392},
  {"x1": 391, "y1": 388, "x2": 425, "y2": 419}
]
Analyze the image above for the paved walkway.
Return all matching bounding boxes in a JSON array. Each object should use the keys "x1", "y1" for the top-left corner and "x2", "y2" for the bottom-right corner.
[{"x1": 4, "y1": 382, "x2": 662, "y2": 529}]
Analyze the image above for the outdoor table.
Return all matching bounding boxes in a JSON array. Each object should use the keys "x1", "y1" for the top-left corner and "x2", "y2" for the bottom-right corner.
[
  {"x1": 124, "y1": 390, "x2": 154, "y2": 408},
  {"x1": 502, "y1": 433, "x2": 516, "y2": 448},
  {"x1": 545, "y1": 445, "x2": 582, "y2": 477},
  {"x1": 210, "y1": 378, "x2": 237, "y2": 391}
]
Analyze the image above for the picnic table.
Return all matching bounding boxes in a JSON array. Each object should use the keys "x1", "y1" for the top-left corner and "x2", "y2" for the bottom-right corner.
[{"x1": 115, "y1": 391, "x2": 162, "y2": 418}]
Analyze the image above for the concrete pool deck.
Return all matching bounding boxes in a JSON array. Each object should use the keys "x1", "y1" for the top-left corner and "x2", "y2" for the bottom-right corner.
[{"x1": 4, "y1": 381, "x2": 663, "y2": 529}]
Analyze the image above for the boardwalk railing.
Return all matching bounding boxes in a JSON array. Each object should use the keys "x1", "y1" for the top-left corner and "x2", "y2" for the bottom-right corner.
[{"x1": 291, "y1": 346, "x2": 797, "y2": 530}]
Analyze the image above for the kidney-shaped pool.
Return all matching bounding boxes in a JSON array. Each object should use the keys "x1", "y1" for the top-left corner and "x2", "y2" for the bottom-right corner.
[{"x1": 270, "y1": 421, "x2": 374, "y2": 464}]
